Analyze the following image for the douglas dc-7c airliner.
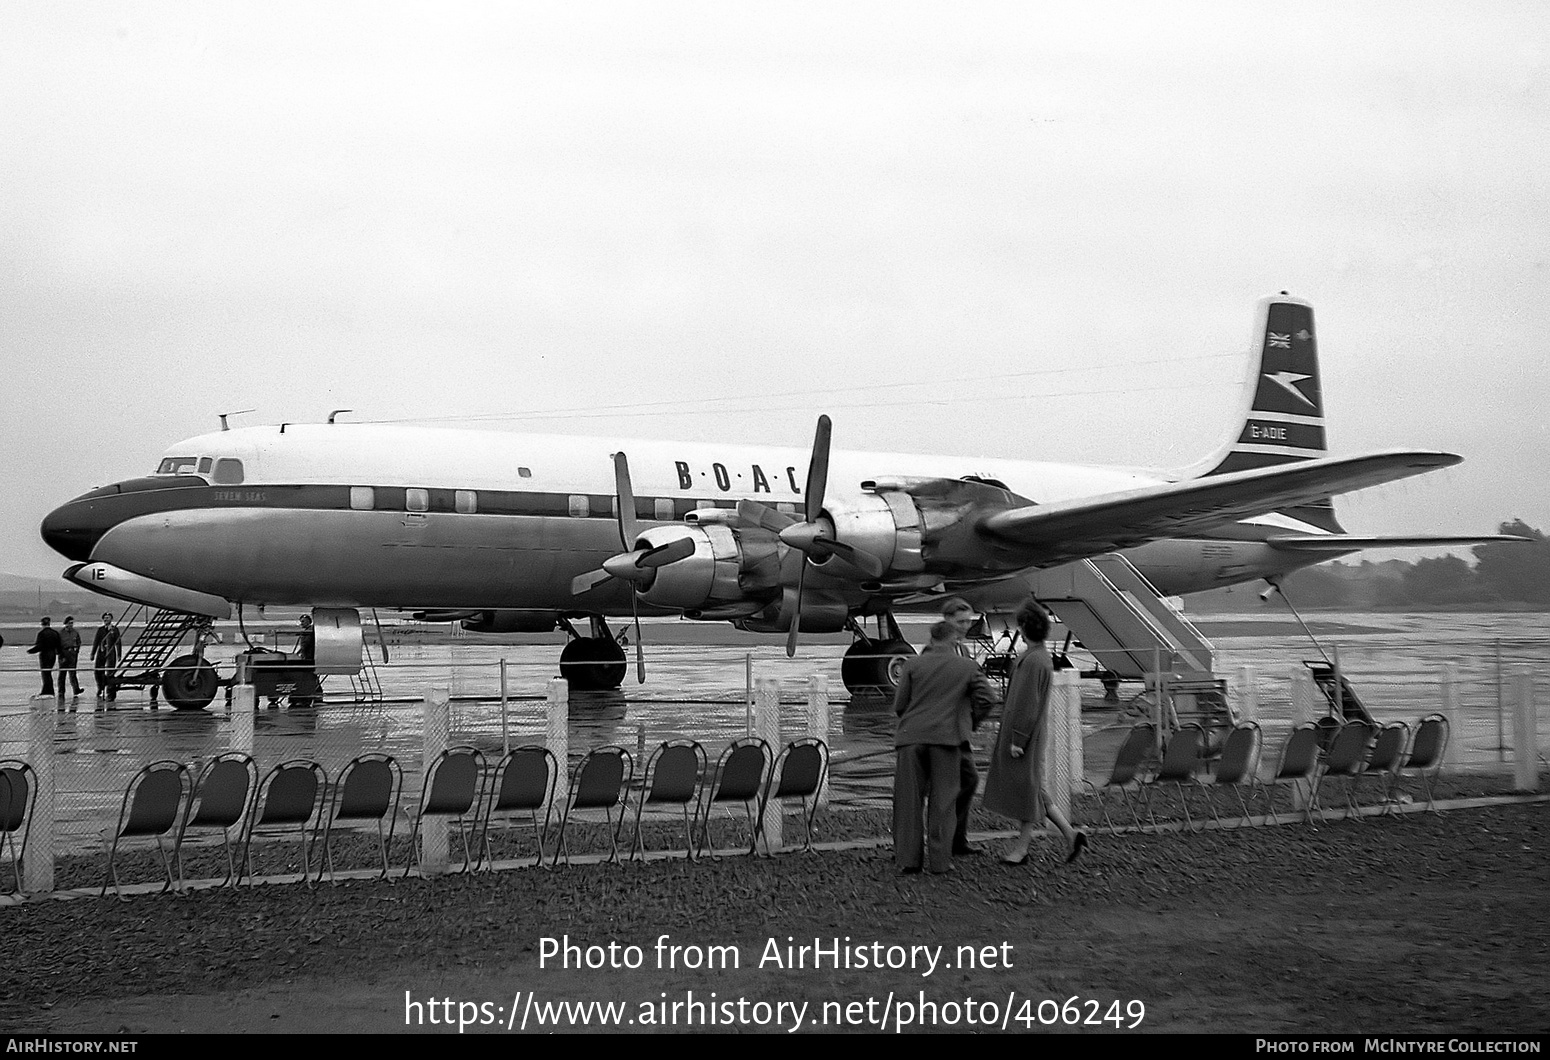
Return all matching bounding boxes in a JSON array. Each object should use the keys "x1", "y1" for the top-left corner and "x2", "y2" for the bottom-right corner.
[{"x1": 39, "y1": 294, "x2": 1513, "y2": 707}]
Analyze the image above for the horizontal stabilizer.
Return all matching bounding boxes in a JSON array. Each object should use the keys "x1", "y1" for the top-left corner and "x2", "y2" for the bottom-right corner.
[
  {"x1": 977, "y1": 449, "x2": 1461, "y2": 566},
  {"x1": 1265, "y1": 533, "x2": 1530, "y2": 553}
]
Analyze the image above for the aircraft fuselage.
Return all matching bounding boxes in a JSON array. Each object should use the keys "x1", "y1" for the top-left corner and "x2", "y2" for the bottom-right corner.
[{"x1": 41, "y1": 423, "x2": 1332, "y2": 614}]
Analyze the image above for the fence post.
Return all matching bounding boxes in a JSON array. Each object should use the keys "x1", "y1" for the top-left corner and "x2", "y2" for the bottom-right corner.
[
  {"x1": 26, "y1": 696, "x2": 54, "y2": 893},
  {"x1": 500, "y1": 658, "x2": 509, "y2": 758},
  {"x1": 755, "y1": 676, "x2": 781, "y2": 854},
  {"x1": 231, "y1": 684, "x2": 255, "y2": 755},
  {"x1": 421, "y1": 687, "x2": 450, "y2": 875},
  {"x1": 1048, "y1": 670, "x2": 1080, "y2": 821},
  {"x1": 1441, "y1": 663, "x2": 1463, "y2": 768},
  {"x1": 547, "y1": 678, "x2": 569, "y2": 816},
  {"x1": 1513, "y1": 673, "x2": 1538, "y2": 793},
  {"x1": 1236, "y1": 665, "x2": 1257, "y2": 721},
  {"x1": 807, "y1": 672, "x2": 830, "y2": 809},
  {"x1": 1290, "y1": 668, "x2": 1316, "y2": 726}
]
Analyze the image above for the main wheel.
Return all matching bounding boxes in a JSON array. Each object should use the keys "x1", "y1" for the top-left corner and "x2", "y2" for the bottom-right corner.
[
  {"x1": 161, "y1": 655, "x2": 219, "y2": 710},
  {"x1": 841, "y1": 638, "x2": 915, "y2": 699},
  {"x1": 559, "y1": 637, "x2": 627, "y2": 691}
]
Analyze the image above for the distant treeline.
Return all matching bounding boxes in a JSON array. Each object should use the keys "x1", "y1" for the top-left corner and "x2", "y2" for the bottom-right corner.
[{"x1": 1190, "y1": 519, "x2": 1550, "y2": 611}]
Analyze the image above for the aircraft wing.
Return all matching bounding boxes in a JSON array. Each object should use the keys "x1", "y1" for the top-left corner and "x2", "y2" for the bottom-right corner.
[
  {"x1": 1264, "y1": 533, "x2": 1528, "y2": 552},
  {"x1": 975, "y1": 449, "x2": 1461, "y2": 566}
]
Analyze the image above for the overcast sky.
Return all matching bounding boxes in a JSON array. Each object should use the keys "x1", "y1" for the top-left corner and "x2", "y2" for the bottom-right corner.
[{"x1": 2, "y1": 2, "x2": 1546, "y2": 580}]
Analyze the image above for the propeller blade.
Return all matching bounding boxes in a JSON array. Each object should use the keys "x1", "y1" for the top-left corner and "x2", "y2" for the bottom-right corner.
[
  {"x1": 631, "y1": 591, "x2": 645, "y2": 684},
  {"x1": 785, "y1": 561, "x2": 807, "y2": 658},
  {"x1": 639, "y1": 535, "x2": 696, "y2": 568},
  {"x1": 570, "y1": 568, "x2": 614, "y2": 595},
  {"x1": 737, "y1": 498, "x2": 796, "y2": 533},
  {"x1": 802, "y1": 415, "x2": 831, "y2": 524},
  {"x1": 818, "y1": 539, "x2": 886, "y2": 578},
  {"x1": 613, "y1": 451, "x2": 639, "y2": 550}
]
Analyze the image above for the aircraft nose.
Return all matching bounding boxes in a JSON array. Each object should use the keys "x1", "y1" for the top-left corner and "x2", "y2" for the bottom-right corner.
[{"x1": 40, "y1": 497, "x2": 110, "y2": 561}]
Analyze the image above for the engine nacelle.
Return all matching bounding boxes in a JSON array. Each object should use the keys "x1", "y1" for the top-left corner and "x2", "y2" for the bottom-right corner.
[
  {"x1": 635, "y1": 524, "x2": 744, "y2": 611},
  {"x1": 822, "y1": 491, "x2": 925, "y2": 575}
]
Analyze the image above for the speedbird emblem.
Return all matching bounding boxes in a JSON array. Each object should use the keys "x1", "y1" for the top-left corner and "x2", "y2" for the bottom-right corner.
[{"x1": 1265, "y1": 371, "x2": 1316, "y2": 409}]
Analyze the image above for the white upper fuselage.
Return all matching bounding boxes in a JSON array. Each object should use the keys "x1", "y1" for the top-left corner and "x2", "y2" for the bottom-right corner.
[
  {"x1": 158, "y1": 423, "x2": 1160, "y2": 503},
  {"x1": 51, "y1": 422, "x2": 1314, "y2": 613}
]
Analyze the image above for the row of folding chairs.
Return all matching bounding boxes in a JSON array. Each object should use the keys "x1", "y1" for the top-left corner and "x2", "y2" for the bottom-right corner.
[
  {"x1": 487, "y1": 735, "x2": 829, "y2": 868},
  {"x1": 92, "y1": 736, "x2": 829, "y2": 896},
  {"x1": 1084, "y1": 713, "x2": 1450, "y2": 831},
  {"x1": 98, "y1": 752, "x2": 404, "y2": 898}
]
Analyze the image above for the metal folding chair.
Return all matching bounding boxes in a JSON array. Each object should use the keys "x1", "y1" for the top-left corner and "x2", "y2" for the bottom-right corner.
[
  {"x1": 173, "y1": 752, "x2": 257, "y2": 888},
  {"x1": 696, "y1": 738, "x2": 771, "y2": 857},
  {"x1": 242, "y1": 760, "x2": 328, "y2": 885},
  {"x1": 1396, "y1": 713, "x2": 1450, "y2": 812},
  {"x1": 1191, "y1": 721, "x2": 1261, "y2": 829},
  {"x1": 1356, "y1": 722, "x2": 1410, "y2": 815},
  {"x1": 1314, "y1": 719, "x2": 1376, "y2": 822},
  {"x1": 1257, "y1": 723, "x2": 1321, "y2": 825},
  {"x1": 404, "y1": 747, "x2": 486, "y2": 877},
  {"x1": 1081, "y1": 722, "x2": 1155, "y2": 831},
  {"x1": 556, "y1": 746, "x2": 633, "y2": 866},
  {"x1": 1141, "y1": 724, "x2": 1206, "y2": 832},
  {"x1": 322, "y1": 753, "x2": 402, "y2": 880},
  {"x1": 0, "y1": 760, "x2": 36, "y2": 893},
  {"x1": 630, "y1": 741, "x2": 705, "y2": 861},
  {"x1": 757, "y1": 739, "x2": 828, "y2": 854},
  {"x1": 479, "y1": 746, "x2": 557, "y2": 869},
  {"x1": 101, "y1": 760, "x2": 190, "y2": 899}
]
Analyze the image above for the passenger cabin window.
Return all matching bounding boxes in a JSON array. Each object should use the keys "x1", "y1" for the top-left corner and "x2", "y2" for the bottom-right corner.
[
  {"x1": 455, "y1": 490, "x2": 477, "y2": 514},
  {"x1": 212, "y1": 459, "x2": 244, "y2": 485},
  {"x1": 350, "y1": 486, "x2": 375, "y2": 511},
  {"x1": 406, "y1": 488, "x2": 430, "y2": 512},
  {"x1": 568, "y1": 495, "x2": 589, "y2": 518},
  {"x1": 155, "y1": 456, "x2": 199, "y2": 475},
  {"x1": 654, "y1": 498, "x2": 674, "y2": 521}
]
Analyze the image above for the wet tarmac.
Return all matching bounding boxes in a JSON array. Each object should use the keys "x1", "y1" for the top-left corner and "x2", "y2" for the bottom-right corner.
[{"x1": 1, "y1": 612, "x2": 1546, "y2": 855}]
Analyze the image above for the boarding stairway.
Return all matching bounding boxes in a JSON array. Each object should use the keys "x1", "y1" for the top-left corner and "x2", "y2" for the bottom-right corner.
[
  {"x1": 1024, "y1": 554, "x2": 1215, "y2": 680},
  {"x1": 111, "y1": 607, "x2": 199, "y2": 695}
]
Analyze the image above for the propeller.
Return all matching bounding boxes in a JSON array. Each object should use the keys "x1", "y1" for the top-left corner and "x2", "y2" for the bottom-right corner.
[
  {"x1": 732, "y1": 416, "x2": 884, "y2": 656},
  {"x1": 567, "y1": 452, "x2": 695, "y2": 683}
]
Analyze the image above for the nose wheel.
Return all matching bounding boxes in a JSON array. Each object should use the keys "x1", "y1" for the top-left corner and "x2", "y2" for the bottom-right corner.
[{"x1": 160, "y1": 654, "x2": 220, "y2": 710}]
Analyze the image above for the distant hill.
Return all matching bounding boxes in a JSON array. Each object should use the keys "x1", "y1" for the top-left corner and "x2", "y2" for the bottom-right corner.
[{"x1": 0, "y1": 570, "x2": 111, "y2": 618}]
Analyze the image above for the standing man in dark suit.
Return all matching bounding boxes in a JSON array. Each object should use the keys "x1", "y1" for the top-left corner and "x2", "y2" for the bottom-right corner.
[
  {"x1": 26, "y1": 617, "x2": 62, "y2": 697},
  {"x1": 57, "y1": 616, "x2": 84, "y2": 702},
  {"x1": 939, "y1": 597, "x2": 990, "y2": 856},
  {"x1": 92, "y1": 612, "x2": 122, "y2": 703},
  {"x1": 892, "y1": 620, "x2": 1000, "y2": 875}
]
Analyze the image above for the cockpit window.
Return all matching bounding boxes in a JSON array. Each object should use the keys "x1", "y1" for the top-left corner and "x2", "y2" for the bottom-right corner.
[
  {"x1": 197, "y1": 457, "x2": 213, "y2": 474},
  {"x1": 213, "y1": 459, "x2": 245, "y2": 485},
  {"x1": 155, "y1": 456, "x2": 200, "y2": 475}
]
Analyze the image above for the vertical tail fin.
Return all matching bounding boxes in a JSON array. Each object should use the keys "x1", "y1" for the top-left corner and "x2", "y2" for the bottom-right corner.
[{"x1": 1180, "y1": 293, "x2": 1345, "y2": 533}]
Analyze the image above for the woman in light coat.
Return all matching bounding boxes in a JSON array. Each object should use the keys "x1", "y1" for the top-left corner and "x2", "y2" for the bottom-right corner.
[{"x1": 981, "y1": 599, "x2": 1088, "y2": 865}]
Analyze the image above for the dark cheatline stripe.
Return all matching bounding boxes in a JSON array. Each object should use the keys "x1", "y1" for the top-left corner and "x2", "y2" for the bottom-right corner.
[{"x1": 71, "y1": 481, "x2": 747, "y2": 523}]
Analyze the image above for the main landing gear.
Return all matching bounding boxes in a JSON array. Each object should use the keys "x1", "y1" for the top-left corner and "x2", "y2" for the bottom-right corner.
[
  {"x1": 841, "y1": 613, "x2": 915, "y2": 700},
  {"x1": 557, "y1": 615, "x2": 628, "y2": 692}
]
